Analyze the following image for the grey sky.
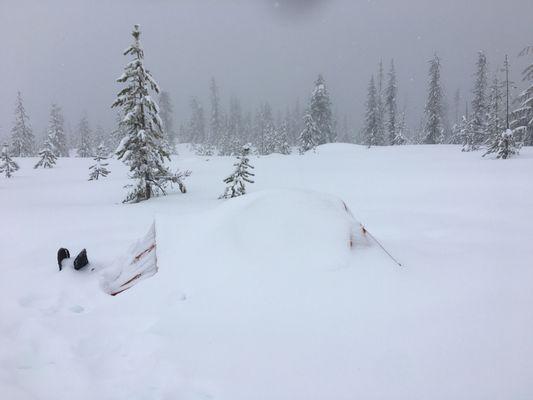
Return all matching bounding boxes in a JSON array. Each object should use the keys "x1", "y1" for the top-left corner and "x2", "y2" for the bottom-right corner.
[{"x1": 1, "y1": 0, "x2": 532, "y2": 139}]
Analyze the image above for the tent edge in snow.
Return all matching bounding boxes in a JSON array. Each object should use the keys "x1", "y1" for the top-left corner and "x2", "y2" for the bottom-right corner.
[{"x1": 100, "y1": 222, "x2": 158, "y2": 296}]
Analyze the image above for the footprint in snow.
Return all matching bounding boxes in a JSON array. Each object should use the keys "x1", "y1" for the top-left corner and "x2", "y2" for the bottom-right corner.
[{"x1": 69, "y1": 305, "x2": 85, "y2": 313}]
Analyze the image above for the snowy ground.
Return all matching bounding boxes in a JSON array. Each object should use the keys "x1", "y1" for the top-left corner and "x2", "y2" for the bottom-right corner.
[{"x1": 1, "y1": 144, "x2": 532, "y2": 400}]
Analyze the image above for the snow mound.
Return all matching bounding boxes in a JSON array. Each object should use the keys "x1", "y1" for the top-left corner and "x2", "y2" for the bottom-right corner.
[
  {"x1": 157, "y1": 188, "x2": 368, "y2": 275},
  {"x1": 197, "y1": 189, "x2": 367, "y2": 266}
]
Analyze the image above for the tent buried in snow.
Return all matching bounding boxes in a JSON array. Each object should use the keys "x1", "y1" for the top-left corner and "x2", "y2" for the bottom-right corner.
[
  {"x1": 100, "y1": 223, "x2": 158, "y2": 296},
  {"x1": 100, "y1": 190, "x2": 401, "y2": 296}
]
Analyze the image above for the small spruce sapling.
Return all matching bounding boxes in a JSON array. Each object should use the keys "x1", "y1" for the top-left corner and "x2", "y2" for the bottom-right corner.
[
  {"x1": 483, "y1": 129, "x2": 521, "y2": 159},
  {"x1": 0, "y1": 144, "x2": 19, "y2": 178},
  {"x1": 34, "y1": 139, "x2": 57, "y2": 169},
  {"x1": 89, "y1": 143, "x2": 111, "y2": 180},
  {"x1": 219, "y1": 144, "x2": 255, "y2": 199}
]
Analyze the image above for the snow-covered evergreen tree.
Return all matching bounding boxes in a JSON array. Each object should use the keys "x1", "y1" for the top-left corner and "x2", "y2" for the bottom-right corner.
[
  {"x1": 263, "y1": 123, "x2": 278, "y2": 155},
  {"x1": 453, "y1": 89, "x2": 461, "y2": 125},
  {"x1": 112, "y1": 24, "x2": 187, "y2": 203},
  {"x1": 242, "y1": 111, "x2": 253, "y2": 145},
  {"x1": 291, "y1": 98, "x2": 303, "y2": 145},
  {"x1": 298, "y1": 114, "x2": 319, "y2": 153},
  {"x1": 276, "y1": 122, "x2": 291, "y2": 154},
  {"x1": 511, "y1": 46, "x2": 533, "y2": 146},
  {"x1": 0, "y1": 144, "x2": 19, "y2": 178},
  {"x1": 219, "y1": 144, "x2": 255, "y2": 199},
  {"x1": 159, "y1": 91, "x2": 176, "y2": 148},
  {"x1": 228, "y1": 96, "x2": 243, "y2": 145},
  {"x1": 34, "y1": 138, "x2": 57, "y2": 169},
  {"x1": 385, "y1": 60, "x2": 399, "y2": 145},
  {"x1": 218, "y1": 111, "x2": 242, "y2": 157},
  {"x1": 110, "y1": 112, "x2": 127, "y2": 152},
  {"x1": 309, "y1": 75, "x2": 335, "y2": 144},
  {"x1": 93, "y1": 125, "x2": 107, "y2": 151},
  {"x1": 263, "y1": 122, "x2": 290, "y2": 155},
  {"x1": 483, "y1": 129, "x2": 521, "y2": 159},
  {"x1": 464, "y1": 51, "x2": 489, "y2": 151},
  {"x1": 376, "y1": 60, "x2": 387, "y2": 145},
  {"x1": 47, "y1": 103, "x2": 68, "y2": 157},
  {"x1": 76, "y1": 115, "x2": 93, "y2": 158},
  {"x1": 10, "y1": 92, "x2": 34, "y2": 157},
  {"x1": 363, "y1": 76, "x2": 382, "y2": 147},
  {"x1": 218, "y1": 115, "x2": 233, "y2": 156},
  {"x1": 423, "y1": 54, "x2": 444, "y2": 144},
  {"x1": 89, "y1": 143, "x2": 111, "y2": 180},
  {"x1": 486, "y1": 75, "x2": 504, "y2": 145},
  {"x1": 502, "y1": 54, "x2": 516, "y2": 131},
  {"x1": 451, "y1": 115, "x2": 468, "y2": 145},
  {"x1": 393, "y1": 110, "x2": 408, "y2": 145},
  {"x1": 255, "y1": 102, "x2": 274, "y2": 154},
  {"x1": 188, "y1": 97, "x2": 206, "y2": 144},
  {"x1": 210, "y1": 78, "x2": 222, "y2": 145}
]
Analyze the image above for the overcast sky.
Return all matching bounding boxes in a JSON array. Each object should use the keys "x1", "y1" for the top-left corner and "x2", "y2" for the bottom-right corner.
[{"x1": 1, "y1": 0, "x2": 532, "y2": 138}]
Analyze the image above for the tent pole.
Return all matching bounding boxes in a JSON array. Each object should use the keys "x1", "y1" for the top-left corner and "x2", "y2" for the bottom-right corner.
[{"x1": 361, "y1": 225, "x2": 403, "y2": 267}]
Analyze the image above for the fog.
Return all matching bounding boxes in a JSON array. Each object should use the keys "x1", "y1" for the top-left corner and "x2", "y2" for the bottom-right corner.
[{"x1": 1, "y1": 0, "x2": 532, "y2": 138}]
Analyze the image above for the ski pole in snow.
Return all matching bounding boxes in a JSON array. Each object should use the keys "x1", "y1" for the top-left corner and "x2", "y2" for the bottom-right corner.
[{"x1": 361, "y1": 225, "x2": 403, "y2": 267}]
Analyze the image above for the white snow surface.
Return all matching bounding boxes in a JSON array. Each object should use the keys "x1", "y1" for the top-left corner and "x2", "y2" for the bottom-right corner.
[{"x1": 1, "y1": 144, "x2": 532, "y2": 399}]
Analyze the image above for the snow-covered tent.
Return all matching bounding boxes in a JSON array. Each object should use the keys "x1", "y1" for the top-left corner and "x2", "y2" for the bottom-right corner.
[{"x1": 100, "y1": 190, "x2": 372, "y2": 295}]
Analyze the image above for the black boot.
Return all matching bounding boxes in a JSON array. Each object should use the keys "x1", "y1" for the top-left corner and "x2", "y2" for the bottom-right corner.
[
  {"x1": 57, "y1": 248, "x2": 70, "y2": 271},
  {"x1": 74, "y1": 249, "x2": 89, "y2": 270}
]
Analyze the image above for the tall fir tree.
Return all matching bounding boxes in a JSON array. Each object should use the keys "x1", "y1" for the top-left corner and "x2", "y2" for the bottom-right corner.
[
  {"x1": 423, "y1": 54, "x2": 444, "y2": 144},
  {"x1": 76, "y1": 115, "x2": 93, "y2": 158},
  {"x1": 112, "y1": 24, "x2": 187, "y2": 203},
  {"x1": 276, "y1": 122, "x2": 291, "y2": 154},
  {"x1": 363, "y1": 76, "x2": 382, "y2": 147},
  {"x1": 511, "y1": 46, "x2": 533, "y2": 146},
  {"x1": 228, "y1": 96, "x2": 243, "y2": 145},
  {"x1": 299, "y1": 114, "x2": 319, "y2": 153},
  {"x1": 309, "y1": 75, "x2": 335, "y2": 144},
  {"x1": 256, "y1": 102, "x2": 274, "y2": 155},
  {"x1": 188, "y1": 97, "x2": 206, "y2": 144},
  {"x1": 242, "y1": 111, "x2": 254, "y2": 145},
  {"x1": 93, "y1": 125, "x2": 106, "y2": 151},
  {"x1": 47, "y1": 103, "x2": 68, "y2": 157},
  {"x1": 292, "y1": 98, "x2": 303, "y2": 145},
  {"x1": 465, "y1": 51, "x2": 489, "y2": 151},
  {"x1": 486, "y1": 74, "x2": 504, "y2": 144},
  {"x1": 451, "y1": 114, "x2": 468, "y2": 145},
  {"x1": 394, "y1": 109, "x2": 408, "y2": 145},
  {"x1": 453, "y1": 89, "x2": 461, "y2": 125},
  {"x1": 385, "y1": 60, "x2": 399, "y2": 145},
  {"x1": 159, "y1": 91, "x2": 176, "y2": 148},
  {"x1": 263, "y1": 123, "x2": 278, "y2": 155},
  {"x1": 219, "y1": 144, "x2": 255, "y2": 199},
  {"x1": 376, "y1": 60, "x2": 386, "y2": 145},
  {"x1": 10, "y1": 92, "x2": 35, "y2": 157},
  {"x1": 0, "y1": 143, "x2": 19, "y2": 178},
  {"x1": 502, "y1": 55, "x2": 516, "y2": 131},
  {"x1": 218, "y1": 114, "x2": 234, "y2": 156},
  {"x1": 89, "y1": 143, "x2": 111, "y2": 180},
  {"x1": 210, "y1": 78, "x2": 222, "y2": 146},
  {"x1": 110, "y1": 112, "x2": 127, "y2": 152}
]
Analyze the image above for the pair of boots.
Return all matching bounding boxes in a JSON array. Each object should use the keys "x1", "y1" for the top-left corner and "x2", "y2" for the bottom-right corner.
[{"x1": 57, "y1": 248, "x2": 89, "y2": 271}]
